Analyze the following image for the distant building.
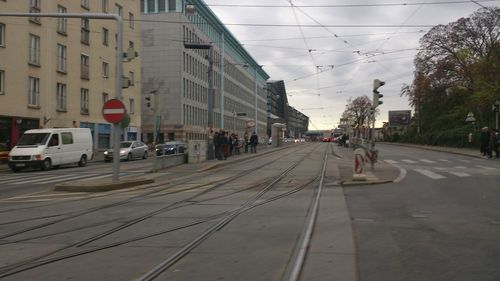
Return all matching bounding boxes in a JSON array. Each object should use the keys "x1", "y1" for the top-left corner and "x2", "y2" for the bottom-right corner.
[
  {"x1": 0, "y1": 1, "x2": 142, "y2": 150},
  {"x1": 140, "y1": 0, "x2": 270, "y2": 143},
  {"x1": 265, "y1": 80, "x2": 308, "y2": 139}
]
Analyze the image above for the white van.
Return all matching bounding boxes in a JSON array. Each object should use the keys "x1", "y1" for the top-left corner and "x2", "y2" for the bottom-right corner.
[{"x1": 8, "y1": 128, "x2": 93, "y2": 172}]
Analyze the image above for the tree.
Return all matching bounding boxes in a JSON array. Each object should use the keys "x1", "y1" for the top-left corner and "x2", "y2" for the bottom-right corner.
[
  {"x1": 401, "y1": 7, "x2": 499, "y2": 146},
  {"x1": 342, "y1": 95, "x2": 373, "y2": 129}
]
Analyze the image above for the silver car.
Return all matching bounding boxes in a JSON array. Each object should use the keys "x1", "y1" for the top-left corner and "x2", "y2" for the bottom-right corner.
[{"x1": 104, "y1": 141, "x2": 148, "y2": 162}]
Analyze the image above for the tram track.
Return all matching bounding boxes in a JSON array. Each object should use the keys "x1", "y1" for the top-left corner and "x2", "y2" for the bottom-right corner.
[{"x1": 0, "y1": 144, "x2": 321, "y2": 278}]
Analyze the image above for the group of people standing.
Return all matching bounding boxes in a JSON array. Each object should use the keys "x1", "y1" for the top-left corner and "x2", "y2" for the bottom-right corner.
[
  {"x1": 213, "y1": 131, "x2": 259, "y2": 160},
  {"x1": 479, "y1": 127, "x2": 500, "y2": 159}
]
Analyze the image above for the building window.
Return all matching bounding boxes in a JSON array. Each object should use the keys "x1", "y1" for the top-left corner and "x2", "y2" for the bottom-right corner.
[
  {"x1": 81, "y1": 0, "x2": 89, "y2": 10},
  {"x1": 129, "y1": 71, "x2": 135, "y2": 86},
  {"x1": 129, "y1": 41, "x2": 134, "y2": 50},
  {"x1": 168, "y1": 0, "x2": 176, "y2": 11},
  {"x1": 28, "y1": 76, "x2": 40, "y2": 107},
  {"x1": 102, "y1": 92, "x2": 109, "y2": 104},
  {"x1": 81, "y1": 54, "x2": 89, "y2": 80},
  {"x1": 115, "y1": 4, "x2": 123, "y2": 16},
  {"x1": 0, "y1": 70, "x2": 4, "y2": 95},
  {"x1": 81, "y1": 19, "x2": 90, "y2": 44},
  {"x1": 158, "y1": 0, "x2": 165, "y2": 12},
  {"x1": 28, "y1": 34, "x2": 40, "y2": 66},
  {"x1": 29, "y1": 0, "x2": 41, "y2": 23},
  {"x1": 129, "y1": 98, "x2": 135, "y2": 114},
  {"x1": 81, "y1": 88, "x2": 89, "y2": 114},
  {"x1": 102, "y1": 61, "x2": 109, "y2": 78},
  {"x1": 102, "y1": 0, "x2": 108, "y2": 13},
  {"x1": 147, "y1": 0, "x2": 155, "y2": 13},
  {"x1": 57, "y1": 5, "x2": 67, "y2": 35},
  {"x1": 57, "y1": 44, "x2": 67, "y2": 73},
  {"x1": 56, "y1": 83, "x2": 67, "y2": 111},
  {"x1": 102, "y1": 28, "x2": 109, "y2": 46},
  {"x1": 129, "y1": 12, "x2": 134, "y2": 29},
  {"x1": 0, "y1": 23, "x2": 4, "y2": 47}
]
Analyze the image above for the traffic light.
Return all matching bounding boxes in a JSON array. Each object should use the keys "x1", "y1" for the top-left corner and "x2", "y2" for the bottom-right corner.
[
  {"x1": 145, "y1": 94, "x2": 154, "y2": 109},
  {"x1": 372, "y1": 79, "x2": 385, "y2": 108}
]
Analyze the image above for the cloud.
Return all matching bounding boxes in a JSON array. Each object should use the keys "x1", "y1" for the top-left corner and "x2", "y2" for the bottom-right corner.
[{"x1": 206, "y1": 0, "x2": 500, "y2": 128}]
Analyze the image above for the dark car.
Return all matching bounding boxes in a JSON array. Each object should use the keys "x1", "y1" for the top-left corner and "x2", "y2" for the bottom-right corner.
[{"x1": 155, "y1": 141, "x2": 187, "y2": 156}]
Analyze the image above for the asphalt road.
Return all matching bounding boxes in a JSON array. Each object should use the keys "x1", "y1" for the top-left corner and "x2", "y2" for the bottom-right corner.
[{"x1": 345, "y1": 144, "x2": 500, "y2": 281}]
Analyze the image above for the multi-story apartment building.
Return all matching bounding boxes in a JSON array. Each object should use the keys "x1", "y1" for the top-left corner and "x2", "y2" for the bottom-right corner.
[
  {"x1": 0, "y1": 0, "x2": 141, "y2": 151},
  {"x1": 140, "y1": 0, "x2": 269, "y2": 144}
]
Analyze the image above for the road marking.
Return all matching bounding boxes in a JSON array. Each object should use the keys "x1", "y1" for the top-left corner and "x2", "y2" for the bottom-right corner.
[
  {"x1": 10, "y1": 174, "x2": 87, "y2": 185},
  {"x1": 37, "y1": 173, "x2": 101, "y2": 184},
  {"x1": 457, "y1": 159, "x2": 471, "y2": 163},
  {"x1": 384, "y1": 160, "x2": 407, "y2": 183},
  {"x1": 454, "y1": 166, "x2": 467, "y2": 169},
  {"x1": 2, "y1": 175, "x2": 55, "y2": 184},
  {"x1": 414, "y1": 169, "x2": 446, "y2": 179},
  {"x1": 439, "y1": 159, "x2": 451, "y2": 162},
  {"x1": 475, "y1": 165, "x2": 497, "y2": 170},
  {"x1": 420, "y1": 159, "x2": 436, "y2": 163},
  {"x1": 445, "y1": 171, "x2": 471, "y2": 177}
]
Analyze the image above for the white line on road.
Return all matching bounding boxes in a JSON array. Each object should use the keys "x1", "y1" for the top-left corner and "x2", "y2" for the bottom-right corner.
[
  {"x1": 439, "y1": 159, "x2": 451, "y2": 162},
  {"x1": 384, "y1": 160, "x2": 399, "y2": 164},
  {"x1": 414, "y1": 169, "x2": 446, "y2": 179},
  {"x1": 402, "y1": 159, "x2": 418, "y2": 164},
  {"x1": 420, "y1": 159, "x2": 436, "y2": 163},
  {"x1": 475, "y1": 165, "x2": 498, "y2": 170},
  {"x1": 445, "y1": 171, "x2": 471, "y2": 177}
]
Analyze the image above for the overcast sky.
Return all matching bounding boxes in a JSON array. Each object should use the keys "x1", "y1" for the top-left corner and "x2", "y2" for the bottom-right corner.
[{"x1": 203, "y1": 0, "x2": 500, "y2": 130}]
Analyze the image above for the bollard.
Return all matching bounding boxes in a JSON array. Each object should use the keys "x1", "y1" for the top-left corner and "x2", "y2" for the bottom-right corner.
[{"x1": 353, "y1": 148, "x2": 366, "y2": 181}]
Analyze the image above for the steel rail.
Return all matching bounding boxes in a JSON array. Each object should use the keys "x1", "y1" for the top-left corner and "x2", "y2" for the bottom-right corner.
[{"x1": 285, "y1": 152, "x2": 328, "y2": 281}]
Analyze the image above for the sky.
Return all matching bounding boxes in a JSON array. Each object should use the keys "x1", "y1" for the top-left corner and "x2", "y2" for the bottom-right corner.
[{"x1": 203, "y1": 0, "x2": 500, "y2": 130}]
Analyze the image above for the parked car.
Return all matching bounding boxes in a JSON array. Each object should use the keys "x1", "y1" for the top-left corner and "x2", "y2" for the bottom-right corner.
[
  {"x1": 104, "y1": 141, "x2": 148, "y2": 162},
  {"x1": 155, "y1": 141, "x2": 187, "y2": 156},
  {"x1": 0, "y1": 142, "x2": 10, "y2": 163}
]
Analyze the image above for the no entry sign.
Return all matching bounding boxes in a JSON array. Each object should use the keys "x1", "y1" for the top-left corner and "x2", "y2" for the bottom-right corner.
[{"x1": 102, "y1": 99, "x2": 127, "y2": 123}]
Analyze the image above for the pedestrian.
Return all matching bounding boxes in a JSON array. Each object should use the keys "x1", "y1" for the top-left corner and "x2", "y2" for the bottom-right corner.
[
  {"x1": 234, "y1": 134, "x2": 240, "y2": 155},
  {"x1": 487, "y1": 128, "x2": 495, "y2": 159},
  {"x1": 479, "y1": 127, "x2": 490, "y2": 156},
  {"x1": 250, "y1": 132, "x2": 258, "y2": 153},
  {"x1": 244, "y1": 131, "x2": 249, "y2": 153},
  {"x1": 213, "y1": 131, "x2": 220, "y2": 160},
  {"x1": 493, "y1": 130, "x2": 500, "y2": 159},
  {"x1": 219, "y1": 131, "x2": 229, "y2": 160}
]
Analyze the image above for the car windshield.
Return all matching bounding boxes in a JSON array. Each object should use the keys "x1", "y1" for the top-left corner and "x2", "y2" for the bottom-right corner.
[
  {"x1": 17, "y1": 133, "x2": 50, "y2": 146},
  {"x1": 120, "y1": 142, "x2": 133, "y2": 148}
]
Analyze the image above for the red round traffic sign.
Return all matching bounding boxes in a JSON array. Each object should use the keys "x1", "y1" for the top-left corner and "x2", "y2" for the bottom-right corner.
[{"x1": 102, "y1": 99, "x2": 127, "y2": 123}]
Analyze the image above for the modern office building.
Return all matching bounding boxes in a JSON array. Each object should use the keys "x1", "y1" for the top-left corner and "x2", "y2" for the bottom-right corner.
[
  {"x1": 0, "y1": 0, "x2": 142, "y2": 151},
  {"x1": 140, "y1": 0, "x2": 270, "y2": 144}
]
